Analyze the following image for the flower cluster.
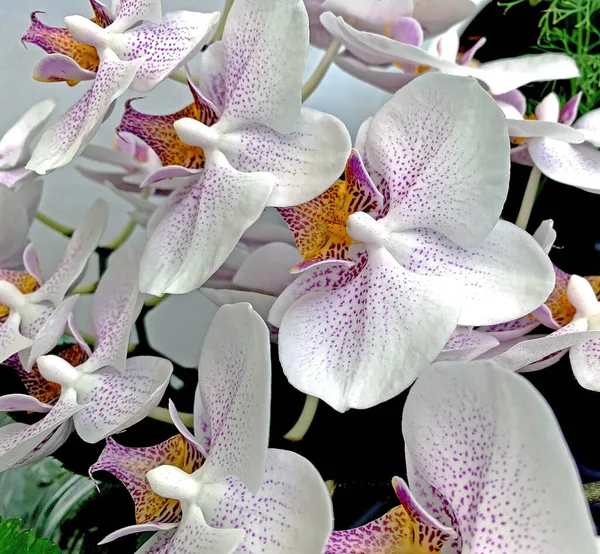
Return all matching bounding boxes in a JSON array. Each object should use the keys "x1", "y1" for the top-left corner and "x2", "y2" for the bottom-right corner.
[{"x1": 1, "y1": 0, "x2": 600, "y2": 551}]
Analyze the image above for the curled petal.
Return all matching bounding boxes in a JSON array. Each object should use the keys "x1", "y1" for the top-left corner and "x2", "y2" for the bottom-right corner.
[
  {"x1": 436, "y1": 327, "x2": 500, "y2": 362},
  {"x1": 90, "y1": 435, "x2": 204, "y2": 525},
  {"x1": 32, "y1": 54, "x2": 97, "y2": 85},
  {"x1": 278, "y1": 246, "x2": 461, "y2": 411},
  {"x1": 403, "y1": 361, "x2": 598, "y2": 554},
  {"x1": 370, "y1": 73, "x2": 510, "y2": 247},
  {"x1": 0, "y1": 393, "x2": 52, "y2": 413},
  {"x1": 477, "y1": 315, "x2": 541, "y2": 341},
  {"x1": 73, "y1": 355, "x2": 173, "y2": 443},
  {"x1": 0, "y1": 312, "x2": 33, "y2": 365}
]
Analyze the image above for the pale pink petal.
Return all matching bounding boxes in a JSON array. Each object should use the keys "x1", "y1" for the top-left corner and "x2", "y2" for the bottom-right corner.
[
  {"x1": 0, "y1": 100, "x2": 55, "y2": 169},
  {"x1": 570, "y1": 337, "x2": 600, "y2": 391},
  {"x1": 73, "y1": 355, "x2": 172, "y2": 443},
  {"x1": 204, "y1": 449, "x2": 333, "y2": 552},
  {"x1": 535, "y1": 92, "x2": 561, "y2": 122},
  {"x1": 510, "y1": 143, "x2": 534, "y2": 166},
  {"x1": 0, "y1": 393, "x2": 51, "y2": 413},
  {"x1": 477, "y1": 315, "x2": 541, "y2": 341},
  {"x1": 436, "y1": 327, "x2": 500, "y2": 362},
  {"x1": 386, "y1": 17, "x2": 423, "y2": 46},
  {"x1": 386, "y1": 221, "x2": 555, "y2": 326},
  {"x1": 29, "y1": 200, "x2": 107, "y2": 306},
  {"x1": 219, "y1": 0, "x2": 308, "y2": 133},
  {"x1": 459, "y1": 37, "x2": 486, "y2": 66},
  {"x1": 403, "y1": 362, "x2": 598, "y2": 554},
  {"x1": 528, "y1": 138, "x2": 600, "y2": 192},
  {"x1": 83, "y1": 246, "x2": 142, "y2": 374},
  {"x1": 0, "y1": 392, "x2": 82, "y2": 472},
  {"x1": 278, "y1": 246, "x2": 461, "y2": 411},
  {"x1": 369, "y1": 73, "x2": 509, "y2": 246},
  {"x1": 0, "y1": 167, "x2": 35, "y2": 188},
  {"x1": 112, "y1": 11, "x2": 220, "y2": 92},
  {"x1": 26, "y1": 51, "x2": 144, "y2": 174},
  {"x1": 494, "y1": 89, "x2": 526, "y2": 116},
  {"x1": 139, "y1": 152, "x2": 275, "y2": 295},
  {"x1": 198, "y1": 303, "x2": 271, "y2": 493},
  {"x1": 232, "y1": 243, "x2": 301, "y2": 296},
  {"x1": 32, "y1": 54, "x2": 97, "y2": 84},
  {"x1": 560, "y1": 92, "x2": 582, "y2": 126},
  {"x1": 167, "y1": 400, "x2": 206, "y2": 457},
  {"x1": 141, "y1": 166, "x2": 203, "y2": 188}
]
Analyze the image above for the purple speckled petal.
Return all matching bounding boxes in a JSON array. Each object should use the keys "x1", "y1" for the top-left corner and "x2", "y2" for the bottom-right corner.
[
  {"x1": 200, "y1": 289, "x2": 276, "y2": 323},
  {"x1": 494, "y1": 89, "x2": 527, "y2": 117},
  {"x1": 268, "y1": 256, "x2": 365, "y2": 328},
  {"x1": 0, "y1": 312, "x2": 34, "y2": 365},
  {"x1": 0, "y1": 391, "x2": 82, "y2": 472},
  {"x1": 403, "y1": 361, "x2": 598, "y2": 554},
  {"x1": 386, "y1": 221, "x2": 555, "y2": 327},
  {"x1": 528, "y1": 138, "x2": 600, "y2": 192},
  {"x1": 83, "y1": 246, "x2": 142, "y2": 374},
  {"x1": 26, "y1": 51, "x2": 144, "y2": 174},
  {"x1": 29, "y1": 200, "x2": 107, "y2": 306},
  {"x1": 204, "y1": 449, "x2": 333, "y2": 552},
  {"x1": 369, "y1": 73, "x2": 509, "y2": 247},
  {"x1": 205, "y1": 106, "x2": 352, "y2": 208},
  {"x1": 0, "y1": 100, "x2": 55, "y2": 169},
  {"x1": 477, "y1": 315, "x2": 541, "y2": 341},
  {"x1": 32, "y1": 54, "x2": 97, "y2": 84},
  {"x1": 112, "y1": 11, "x2": 220, "y2": 92},
  {"x1": 560, "y1": 92, "x2": 582, "y2": 126},
  {"x1": 327, "y1": 476, "x2": 455, "y2": 553},
  {"x1": 13, "y1": 419, "x2": 74, "y2": 468},
  {"x1": 198, "y1": 304, "x2": 271, "y2": 494},
  {"x1": 436, "y1": 327, "x2": 499, "y2": 362},
  {"x1": 113, "y1": 0, "x2": 162, "y2": 29},
  {"x1": 139, "y1": 152, "x2": 275, "y2": 295},
  {"x1": 334, "y1": 53, "x2": 418, "y2": 94},
  {"x1": 0, "y1": 393, "x2": 51, "y2": 413},
  {"x1": 570, "y1": 337, "x2": 600, "y2": 391},
  {"x1": 134, "y1": 529, "x2": 177, "y2": 554},
  {"x1": 278, "y1": 246, "x2": 461, "y2": 411},
  {"x1": 196, "y1": 42, "x2": 227, "y2": 112},
  {"x1": 27, "y1": 295, "x2": 79, "y2": 369},
  {"x1": 73, "y1": 355, "x2": 172, "y2": 443},
  {"x1": 220, "y1": 0, "x2": 308, "y2": 133},
  {"x1": 232, "y1": 243, "x2": 301, "y2": 296},
  {"x1": 68, "y1": 314, "x2": 93, "y2": 357}
]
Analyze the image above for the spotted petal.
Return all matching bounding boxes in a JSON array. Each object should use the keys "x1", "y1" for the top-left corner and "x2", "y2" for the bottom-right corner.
[
  {"x1": 91, "y1": 435, "x2": 204, "y2": 525},
  {"x1": 477, "y1": 315, "x2": 541, "y2": 341},
  {"x1": 26, "y1": 51, "x2": 144, "y2": 174},
  {"x1": 113, "y1": 0, "x2": 162, "y2": 30},
  {"x1": 369, "y1": 73, "x2": 509, "y2": 247},
  {"x1": 278, "y1": 246, "x2": 461, "y2": 411},
  {"x1": 326, "y1": 476, "x2": 455, "y2": 553},
  {"x1": 139, "y1": 152, "x2": 275, "y2": 295},
  {"x1": 436, "y1": 327, "x2": 500, "y2": 362},
  {"x1": 111, "y1": 11, "x2": 220, "y2": 92},
  {"x1": 197, "y1": 304, "x2": 271, "y2": 494},
  {"x1": 29, "y1": 200, "x2": 108, "y2": 306},
  {"x1": 403, "y1": 361, "x2": 598, "y2": 554},
  {"x1": 569, "y1": 337, "x2": 600, "y2": 392},
  {"x1": 72, "y1": 355, "x2": 172, "y2": 443}
]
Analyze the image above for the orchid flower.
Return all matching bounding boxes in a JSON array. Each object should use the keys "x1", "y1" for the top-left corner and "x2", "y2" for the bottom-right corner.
[
  {"x1": 0, "y1": 246, "x2": 173, "y2": 472},
  {"x1": 22, "y1": 0, "x2": 221, "y2": 174},
  {"x1": 320, "y1": 12, "x2": 579, "y2": 96},
  {"x1": 268, "y1": 73, "x2": 554, "y2": 412},
  {"x1": 132, "y1": 0, "x2": 351, "y2": 295},
  {"x1": 78, "y1": 135, "x2": 162, "y2": 192},
  {"x1": 93, "y1": 303, "x2": 333, "y2": 553},
  {"x1": 0, "y1": 100, "x2": 55, "y2": 187},
  {"x1": 305, "y1": 0, "x2": 481, "y2": 50},
  {"x1": 327, "y1": 361, "x2": 598, "y2": 553},
  {"x1": 0, "y1": 200, "x2": 107, "y2": 364},
  {"x1": 479, "y1": 219, "x2": 600, "y2": 341},
  {"x1": 506, "y1": 92, "x2": 600, "y2": 192}
]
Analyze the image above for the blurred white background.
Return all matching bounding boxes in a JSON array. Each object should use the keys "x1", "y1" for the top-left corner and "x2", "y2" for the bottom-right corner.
[{"x1": 0, "y1": 0, "x2": 390, "y2": 365}]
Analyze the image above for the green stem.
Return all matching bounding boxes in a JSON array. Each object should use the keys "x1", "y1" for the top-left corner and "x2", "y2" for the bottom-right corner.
[
  {"x1": 72, "y1": 282, "x2": 97, "y2": 295},
  {"x1": 144, "y1": 294, "x2": 169, "y2": 308},
  {"x1": 35, "y1": 213, "x2": 73, "y2": 237},
  {"x1": 284, "y1": 395, "x2": 319, "y2": 441},
  {"x1": 515, "y1": 165, "x2": 542, "y2": 230},
  {"x1": 302, "y1": 40, "x2": 341, "y2": 102},
  {"x1": 212, "y1": 0, "x2": 235, "y2": 43},
  {"x1": 169, "y1": 69, "x2": 199, "y2": 86},
  {"x1": 148, "y1": 406, "x2": 194, "y2": 428},
  {"x1": 104, "y1": 219, "x2": 137, "y2": 250}
]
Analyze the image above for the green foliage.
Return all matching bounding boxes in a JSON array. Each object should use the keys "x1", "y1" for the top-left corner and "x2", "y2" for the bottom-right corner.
[
  {"x1": 499, "y1": 0, "x2": 600, "y2": 114},
  {"x1": 0, "y1": 516, "x2": 62, "y2": 554}
]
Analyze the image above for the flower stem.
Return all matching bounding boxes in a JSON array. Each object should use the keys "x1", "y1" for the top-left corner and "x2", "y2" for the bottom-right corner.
[
  {"x1": 148, "y1": 406, "x2": 194, "y2": 428},
  {"x1": 284, "y1": 395, "x2": 319, "y2": 441},
  {"x1": 145, "y1": 294, "x2": 169, "y2": 308},
  {"x1": 302, "y1": 40, "x2": 341, "y2": 102},
  {"x1": 212, "y1": 0, "x2": 235, "y2": 43},
  {"x1": 104, "y1": 219, "x2": 137, "y2": 250},
  {"x1": 515, "y1": 165, "x2": 542, "y2": 230},
  {"x1": 169, "y1": 69, "x2": 199, "y2": 86},
  {"x1": 72, "y1": 282, "x2": 97, "y2": 295},
  {"x1": 35, "y1": 212, "x2": 73, "y2": 237}
]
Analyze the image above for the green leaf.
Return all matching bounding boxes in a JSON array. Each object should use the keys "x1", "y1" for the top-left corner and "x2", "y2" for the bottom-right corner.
[{"x1": 0, "y1": 516, "x2": 62, "y2": 554}]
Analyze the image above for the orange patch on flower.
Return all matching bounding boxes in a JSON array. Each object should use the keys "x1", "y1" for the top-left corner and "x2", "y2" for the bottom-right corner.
[
  {"x1": 0, "y1": 271, "x2": 39, "y2": 319},
  {"x1": 546, "y1": 273, "x2": 600, "y2": 327}
]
